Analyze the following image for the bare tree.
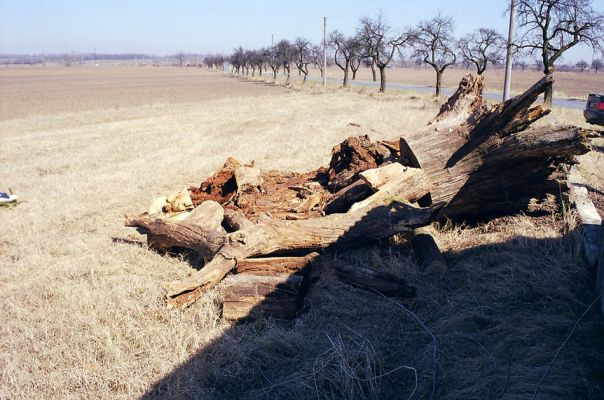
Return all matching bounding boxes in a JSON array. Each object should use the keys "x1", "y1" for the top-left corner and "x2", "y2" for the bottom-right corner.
[
  {"x1": 458, "y1": 28, "x2": 505, "y2": 75},
  {"x1": 358, "y1": 15, "x2": 413, "y2": 92},
  {"x1": 275, "y1": 40, "x2": 294, "y2": 84},
  {"x1": 516, "y1": 0, "x2": 604, "y2": 105},
  {"x1": 329, "y1": 30, "x2": 355, "y2": 87},
  {"x1": 576, "y1": 59, "x2": 589, "y2": 72},
  {"x1": 414, "y1": 13, "x2": 457, "y2": 96},
  {"x1": 293, "y1": 38, "x2": 312, "y2": 82},
  {"x1": 175, "y1": 51, "x2": 185, "y2": 67},
  {"x1": 592, "y1": 58, "x2": 603, "y2": 73},
  {"x1": 230, "y1": 47, "x2": 246, "y2": 74},
  {"x1": 309, "y1": 44, "x2": 325, "y2": 78},
  {"x1": 266, "y1": 44, "x2": 280, "y2": 80},
  {"x1": 535, "y1": 58, "x2": 544, "y2": 71}
]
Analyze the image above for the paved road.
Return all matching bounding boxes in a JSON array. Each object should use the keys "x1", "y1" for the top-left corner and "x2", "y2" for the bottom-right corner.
[{"x1": 307, "y1": 76, "x2": 586, "y2": 110}]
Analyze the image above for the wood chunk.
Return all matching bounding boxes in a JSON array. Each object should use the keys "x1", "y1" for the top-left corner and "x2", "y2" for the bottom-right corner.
[
  {"x1": 412, "y1": 226, "x2": 447, "y2": 273},
  {"x1": 349, "y1": 167, "x2": 431, "y2": 212},
  {"x1": 359, "y1": 162, "x2": 409, "y2": 190},
  {"x1": 324, "y1": 180, "x2": 373, "y2": 214},
  {"x1": 223, "y1": 208, "x2": 254, "y2": 231},
  {"x1": 331, "y1": 261, "x2": 416, "y2": 298},
  {"x1": 234, "y1": 253, "x2": 317, "y2": 277},
  {"x1": 222, "y1": 273, "x2": 305, "y2": 321},
  {"x1": 327, "y1": 135, "x2": 391, "y2": 192},
  {"x1": 186, "y1": 200, "x2": 225, "y2": 231},
  {"x1": 235, "y1": 165, "x2": 263, "y2": 193}
]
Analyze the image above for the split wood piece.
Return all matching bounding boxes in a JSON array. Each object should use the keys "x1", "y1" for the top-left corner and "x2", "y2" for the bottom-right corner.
[
  {"x1": 324, "y1": 180, "x2": 373, "y2": 214},
  {"x1": 235, "y1": 165, "x2": 262, "y2": 193},
  {"x1": 411, "y1": 226, "x2": 447, "y2": 273},
  {"x1": 568, "y1": 166, "x2": 602, "y2": 269},
  {"x1": 234, "y1": 253, "x2": 318, "y2": 277},
  {"x1": 359, "y1": 162, "x2": 408, "y2": 189},
  {"x1": 331, "y1": 261, "x2": 416, "y2": 298},
  {"x1": 223, "y1": 208, "x2": 254, "y2": 231},
  {"x1": 222, "y1": 273, "x2": 305, "y2": 321},
  {"x1": 161, "y1": 201, "x2": 437, "y2": 307},
  {"x1": 350, "y1": 166, "x2": 431, "y2": 212}
]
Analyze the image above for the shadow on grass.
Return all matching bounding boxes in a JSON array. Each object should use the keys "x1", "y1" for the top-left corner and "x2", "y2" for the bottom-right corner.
[{"x1": 139, "y1": 227, "x2": 604, "y2": 400}]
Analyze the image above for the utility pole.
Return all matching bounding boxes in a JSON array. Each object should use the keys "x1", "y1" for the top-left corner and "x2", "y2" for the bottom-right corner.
[
  {"x1": 323, "y1": 17, "x2": 327, "y2": 86},
  {"x1": 503, "y1": 0, "x2": 516, "y2": 101}
]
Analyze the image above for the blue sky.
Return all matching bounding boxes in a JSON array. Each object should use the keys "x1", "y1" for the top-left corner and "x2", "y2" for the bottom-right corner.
[{"x1": 1, "y1": 0, "x2": 601, "y2": 61}]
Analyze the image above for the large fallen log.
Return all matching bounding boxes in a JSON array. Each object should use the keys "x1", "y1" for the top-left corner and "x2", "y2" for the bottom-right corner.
[{"x1": 125, "y1": 73, "x2": 593, "y2": 309}]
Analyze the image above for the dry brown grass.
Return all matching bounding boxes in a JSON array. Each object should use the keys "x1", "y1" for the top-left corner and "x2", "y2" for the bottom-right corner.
[{"x1": 1, "y1": 67, "x2": 603, "y2": 399}]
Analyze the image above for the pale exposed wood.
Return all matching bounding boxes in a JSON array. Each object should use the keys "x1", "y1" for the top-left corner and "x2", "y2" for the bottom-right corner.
[
  {"x1": 330, "y1": 260, "x2": 416, "y2": 298},
  {"x1": 185, "y1": 200, "x2": 225, "y2": 231},
  {"x1": 412, "y1": 226, "x2": 447, "y2": 273},
  {"x1": 359, "y1": 162, "x2": 409, "y2": 190},
  {"x1": 568, "y1": 166, "x2": 602, "y2": 269},
  {"x1": 222, "y1": 273, "x2": 304, "y2": 321},
  {"x1": 349, "y1": 167, "x2": 431, "y2": 212},
  {"x1": 235, "y1": 165, "x2": 263, "y2": 193}
]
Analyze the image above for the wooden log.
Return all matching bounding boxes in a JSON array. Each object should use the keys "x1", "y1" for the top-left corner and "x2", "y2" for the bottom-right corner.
[
  {"x1": 125, "y1": 214, "x2": 225, "y2": 259},
  {"x1": 331, "y1": 261, "x2": 416, "y2": 298},
  {"x1": 234, "y1": 253, "x2": 318, "y2": 276},
  {"x1": 324, "y1": 180, "x2": 373, "y2": 214},
  {"x1": 185, "y1": 200, "x2": 225, "y2": 231},
  {"x1": 223, "y1": 208, "x2": 254, "y2": 231},
  {"x1": 162, "y1": 200, "x2": 437, "y2": 305},
  {"x1": 221, "y1": 273, "x2": 305, "y2": 321},
  {"x1": 411, "y1": 226, "x2": 447, "y2": 273},
  {"x1": 394, "y1": 75, "x2": 591, "y2": 220}
]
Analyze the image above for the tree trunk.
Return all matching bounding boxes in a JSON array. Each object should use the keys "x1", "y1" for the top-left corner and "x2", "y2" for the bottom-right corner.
[
  {"x1": 435, "y1": 70, "x2": 442, "y2": 97},
  {"x1": 342, "y1": 67, "x2": 349, "y2": 88},
  {"x1": 379, "y1": 66, "x2": 387, "y2": 93},
  {"x1": 371, "y1": 63, "x2": 377, "y2": 82},
  {"x1": 543, "y1": 73, "x2": 553, "y2": 106},
  {"x1": 393, "y1": 74, "x2": 590, "y2": 220}
]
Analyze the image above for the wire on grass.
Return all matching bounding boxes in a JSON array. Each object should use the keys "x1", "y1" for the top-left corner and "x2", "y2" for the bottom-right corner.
[{"x1": 532, "y1": 292, "x2": 604, "y2": 400}]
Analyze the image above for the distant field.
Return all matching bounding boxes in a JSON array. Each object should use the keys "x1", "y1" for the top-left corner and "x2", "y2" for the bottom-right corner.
[
  {"x1": 0, "y1": 65, "x2": 286, "y2": 120},
  {"x1": 1, "y1": 67, "x2": 602, "y2": 399}
]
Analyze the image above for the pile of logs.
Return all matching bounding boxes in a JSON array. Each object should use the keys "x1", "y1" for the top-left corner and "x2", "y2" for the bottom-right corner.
[{"x1": 125, "y1": 74, "x2": 592, "y2": 319}]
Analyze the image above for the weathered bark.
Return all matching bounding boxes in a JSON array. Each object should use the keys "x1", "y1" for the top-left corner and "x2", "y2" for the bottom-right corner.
[
  {"x1": 370, "y1": 62, "x2": 377, "y2": 81},
  {"x1": 395, "y1": 74, "x2": 591, "y2": 220},
  {"x1": 330, "y1": 261, "x2": 416, "y2": 298},
  {"x1": 221, "y1": 273, "x2": 305, "y2": 321},
  {"x1": 234, "y1": 253, "x2": 318, "y2": 276},
  {"x1": 412, "y1": 226, "x2": 447, "y2": 273},
  {"x1": 379, "y1": 66, "x2": 386, "y2": 93}
]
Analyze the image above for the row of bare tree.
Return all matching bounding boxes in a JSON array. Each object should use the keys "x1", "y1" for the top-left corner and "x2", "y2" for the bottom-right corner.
[{"x1": 220, "y1": 0, "x2": 603, "y2": 104}]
